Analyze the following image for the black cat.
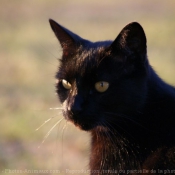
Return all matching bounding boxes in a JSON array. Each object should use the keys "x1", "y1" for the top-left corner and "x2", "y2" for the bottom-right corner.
[{"x1": 49, "y1": 19, "x2": 175, "y2": 174}]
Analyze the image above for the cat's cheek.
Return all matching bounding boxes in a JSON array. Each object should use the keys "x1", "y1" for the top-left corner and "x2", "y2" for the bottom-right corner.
[
  {"x1": 62, "y1": 100, "x2": 69, "y2": 120},
  {"x1": 62, "y1": 100, "x2": 67, "y2": 109},
  {"x1": 61, "y1": 99, "x2": 76, "y2": 122}
]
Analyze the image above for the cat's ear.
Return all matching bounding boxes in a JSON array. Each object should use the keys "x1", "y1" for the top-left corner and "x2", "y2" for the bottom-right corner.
[
  {"x1": 49, "y1": 19, "x2": 84, "y2": 56},
  {"x1": 111, "y1": 22, "x2": 147, "y2": 56}
]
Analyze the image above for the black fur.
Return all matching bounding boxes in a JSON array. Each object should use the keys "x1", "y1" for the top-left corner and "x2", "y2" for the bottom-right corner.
[{"x1": 49, "y1": 19, "x2": 175, "y2": 174}]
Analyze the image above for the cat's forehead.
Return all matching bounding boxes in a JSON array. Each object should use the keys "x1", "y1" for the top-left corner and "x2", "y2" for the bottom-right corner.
[
  {"x1": 77, "y1": 47, "x2": 103, "y2": 68},
  {"x1": 60, "y1": 46, "x2": 107, "y2": 78}
]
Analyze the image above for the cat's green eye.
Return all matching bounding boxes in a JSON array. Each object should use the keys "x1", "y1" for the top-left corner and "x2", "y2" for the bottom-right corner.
[
  {"x1": 95, "y1": 81, "x2": 109, "y2": 93},
  {"x1": 62, "y1": 79, "x2": 72, "y2": 90}
]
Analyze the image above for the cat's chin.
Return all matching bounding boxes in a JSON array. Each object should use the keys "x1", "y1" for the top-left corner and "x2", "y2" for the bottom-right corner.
[
  {"x1": 65, "y1": 112, "x2": 108, "y2": 131},
  {"x1": 66, "y1": 114, "x2": 99, "y2": 131},
  {"x1": 73, "y1": 120, "x2": 109, "y2": 132},
  {"x1": 74, "y1": 121, "x2": 96, "y2": 131}
]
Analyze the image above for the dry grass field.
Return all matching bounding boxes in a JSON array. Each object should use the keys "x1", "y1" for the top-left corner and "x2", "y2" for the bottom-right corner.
[{"x1": 1, "y1": 0, "x2": 175, "y2": 174}]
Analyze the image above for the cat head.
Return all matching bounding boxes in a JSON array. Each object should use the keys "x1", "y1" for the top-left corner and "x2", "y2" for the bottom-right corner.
[{"x1": 49, "y1": 19, "x2": 148, "y2": 131}]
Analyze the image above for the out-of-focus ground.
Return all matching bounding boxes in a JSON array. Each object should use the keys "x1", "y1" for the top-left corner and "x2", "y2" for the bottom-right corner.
[{"x1": 1, "y1": 0, "x2": 175, "y2": 174}]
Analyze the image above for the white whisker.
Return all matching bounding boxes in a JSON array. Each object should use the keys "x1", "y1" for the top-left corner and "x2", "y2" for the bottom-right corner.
[
  {"x1": 35, "y1": 112, "x2": 62, "y2": 131},
  {"x1": 38, "y1": 117, "x2": 64, "y2": 149},
  {"x1": 49, "y1": 107, "x2": 63, "y2": 110},
  {"x1": 61, "y1": 121, "x2": 67, "y2": 171},
  {"x1": 61, "y1": 121, "x2": 67, "y2": 150}
]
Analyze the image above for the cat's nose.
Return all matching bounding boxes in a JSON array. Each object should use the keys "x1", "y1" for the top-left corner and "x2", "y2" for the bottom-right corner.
[{"x1": 68, "y1": 95, "x2": 84, "y2": 115}]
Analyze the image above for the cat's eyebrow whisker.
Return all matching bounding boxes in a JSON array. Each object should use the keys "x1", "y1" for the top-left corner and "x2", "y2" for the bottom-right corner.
[
  {"x1": 38, "y1": 117, "x2": 64, "y2": 148},
  {"x1": 38, "y1": 44, "x2": 61, "y2": 60}
]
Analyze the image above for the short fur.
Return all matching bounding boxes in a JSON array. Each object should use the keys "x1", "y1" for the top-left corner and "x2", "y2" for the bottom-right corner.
[{"x1": 49, "y1": 19, "x2": 175, "y2": 174}]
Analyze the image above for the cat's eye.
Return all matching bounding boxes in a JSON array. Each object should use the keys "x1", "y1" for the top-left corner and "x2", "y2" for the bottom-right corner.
[
  {"x1": 95, "y1": 81, "x2": 109, "y2": 93},
  {"x1": 62, "y1": 79, "x2": 72, "y2": 90}
]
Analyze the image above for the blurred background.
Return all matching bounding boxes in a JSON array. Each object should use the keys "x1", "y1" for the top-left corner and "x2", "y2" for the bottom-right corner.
[{"x1": 1, "y1": 0, "x2": 175, "y2": 174}]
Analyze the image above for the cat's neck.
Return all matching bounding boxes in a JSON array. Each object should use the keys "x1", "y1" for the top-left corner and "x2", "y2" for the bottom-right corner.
[
  {"x1": 145, "y1": 67, "x2": 175, "y2": 135},
  {"x1": 136, "y1": 67, "x2": 175, "y2": 147},
  {"x1": 89, "y1": 128, "x2": 143, "y2": 174},
  {"x1": 148, "y1": 66, "x2": 175, "y2": 100}
]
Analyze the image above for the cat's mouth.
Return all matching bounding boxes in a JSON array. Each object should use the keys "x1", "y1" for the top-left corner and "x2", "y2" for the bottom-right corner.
[
  {"x1": 74, "y1": 121, "x2": 94, "y2": 131},
  {"x1": 72, "y1": 118, "x2": 109, "y2": 133},
  {"x1": 63, "y1": 111, "x2": 99, "y2": 131},
  {"x1": 71, "y1": 117, "x2": 97, "y2": 131}
]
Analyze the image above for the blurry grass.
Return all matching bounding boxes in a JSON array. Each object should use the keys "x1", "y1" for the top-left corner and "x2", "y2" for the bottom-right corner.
[{"x1": 0, "y1": 0, "x2": 175, "y2": 174}]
